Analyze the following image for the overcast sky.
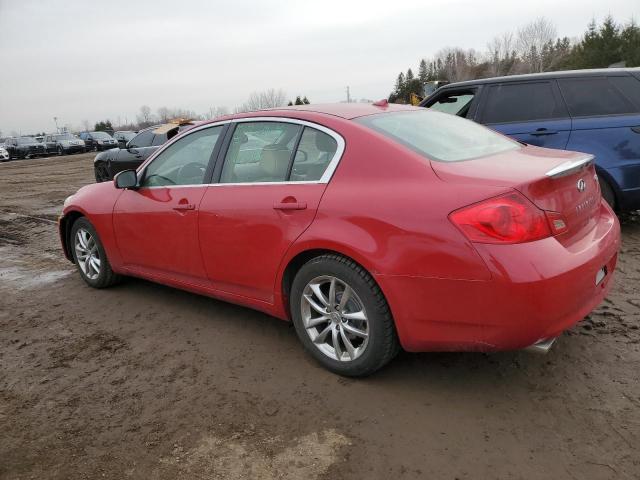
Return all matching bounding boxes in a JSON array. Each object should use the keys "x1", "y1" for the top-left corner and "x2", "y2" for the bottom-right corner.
[{"x1": 0, "y1": 0, "x2": 637, "y2": 134}]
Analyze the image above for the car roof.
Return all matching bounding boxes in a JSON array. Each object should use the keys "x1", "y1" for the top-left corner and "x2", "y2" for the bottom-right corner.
[
  {"x1": 213, "y1": 102, "x2": 421, "y2": 122},
  {"x1": 438, "y1": 67, "x2": 640, "y2": 89}
]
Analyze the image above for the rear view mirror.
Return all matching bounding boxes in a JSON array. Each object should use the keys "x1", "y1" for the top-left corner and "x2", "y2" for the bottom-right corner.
[{"x1": 114, "y1": 169, "x2": 138, "y2": 189}]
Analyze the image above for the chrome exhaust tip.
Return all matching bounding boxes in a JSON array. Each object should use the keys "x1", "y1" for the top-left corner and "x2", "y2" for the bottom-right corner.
[{"x1": 525, "y1": 337, "x2": 556, "y2": 354}]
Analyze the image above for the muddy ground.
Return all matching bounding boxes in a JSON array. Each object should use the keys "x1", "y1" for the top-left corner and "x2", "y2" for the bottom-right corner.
[{"x1": 1, "y1": 153, "x2": 639, "y2": 479}]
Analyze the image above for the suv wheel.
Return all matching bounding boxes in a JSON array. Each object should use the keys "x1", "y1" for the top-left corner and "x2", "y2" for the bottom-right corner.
[
  {"x1": 599, "y1": 177, "x2": 616, "y2": 210},
  {"x1": 290, "y1": 254, "x2": 400, "y2": 376},
  {"x1": 57, "y1": 146, "x2": 64, "y2": 156}
]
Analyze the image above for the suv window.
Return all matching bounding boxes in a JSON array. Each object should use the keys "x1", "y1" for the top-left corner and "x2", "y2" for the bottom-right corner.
[
  {"x1": 429, "y1": 91, "x2": 475, "y2": 117},
  {"x1": 290, "y1": 127, "x2": 338, "y2": 181},
  {"x1": 151, "y1": 134, "x2": 166, "y2": 146},
  {"x1": 606, "y1": 76, "x2": 640, "y2": 111},
  {"x1": 220, "y1": 122, "x2": 302, "y2": 183},
  {"x1": 558, "y1": 77, "x2": 636, "y2": 116},
  {"x1": 129, "y1": 130, "x2": 154, "y2": 148},
  {"x1": 141, "y1": 126, "x2": 223, "y2": 187},
  {"x1": 482, "y1": 81, "x2": 565, "y2": 123}
]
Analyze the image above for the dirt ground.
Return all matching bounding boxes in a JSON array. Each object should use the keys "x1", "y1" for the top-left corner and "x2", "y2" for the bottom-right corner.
[{"x1": 1, "y1": 153, "x2": 639, "y2": 480}]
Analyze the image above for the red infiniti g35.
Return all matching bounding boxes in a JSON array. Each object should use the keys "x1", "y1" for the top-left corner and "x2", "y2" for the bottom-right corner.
[{"x1": 59, "y1": 103, "x2": 620, "y2": 376}]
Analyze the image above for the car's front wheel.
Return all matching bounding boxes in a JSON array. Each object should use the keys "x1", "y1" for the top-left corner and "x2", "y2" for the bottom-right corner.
[
  {"x1": 70, "y1": 217, "x2": 121, "y2": 288},
  {"x1": 290, "y1": 254, "x2": 400, "y2": 376},
  {"x1": 57, "y1": 146, "x2": 64, "y2": 156}
]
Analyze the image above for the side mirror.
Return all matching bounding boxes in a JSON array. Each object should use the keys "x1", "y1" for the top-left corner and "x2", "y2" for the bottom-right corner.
[{"x1": 114, "y1": 169, "x2": 138, "y2": 189}]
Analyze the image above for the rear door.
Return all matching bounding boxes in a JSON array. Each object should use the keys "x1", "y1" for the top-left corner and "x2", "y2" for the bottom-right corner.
[
  {"x1": 558, "y1": 74, "x2": 640, "y2": 210},
  {"x1": 479, "y1": 80, "x2": 572, "y2": 149},
  {"x1": 198, "y1": 119, "x2": 343, "y2": 302}
]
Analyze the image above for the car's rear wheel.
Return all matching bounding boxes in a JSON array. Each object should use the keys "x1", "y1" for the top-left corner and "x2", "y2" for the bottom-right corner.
[
  {"x1": 598, "y1": 177, "x2": 616, "y2": 210},
  {"x1": 57, "y1": 145, "x2": 64, "y2": 156},
  {"x1": 70, "y1": 218, "x2": 121, "y2": 288},
  {"x1": 290, "y1": 254, "x2": 400, "y2": 376}
]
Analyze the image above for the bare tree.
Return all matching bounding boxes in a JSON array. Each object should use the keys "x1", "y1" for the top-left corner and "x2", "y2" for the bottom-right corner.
[
  {"x1": 81, "y1": 119, "x2": 90, "y2": 132},
  {"x1": 236, "y1": 88, "x2": 288, "y2": 113},
  {"x1": 433, "y1": 47, "x2": 479, "y2": 82},
  {"x1": 516, "y1": 17, "x2": 557, "y2": 72},
  {"x1": 137, "y1": 105, "x2": 153, "y2": 126},
  {"x1": 207, "y1": 106, "x2": 229, "y2": 119},
  {"x1": 486, "y1": 32, "x2": 516, "y2": 76}
]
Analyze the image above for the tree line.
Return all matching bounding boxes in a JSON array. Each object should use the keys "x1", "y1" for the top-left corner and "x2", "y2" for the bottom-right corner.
[{"x1": 389, "y1": 16, "x2": 640, "y2": 103}]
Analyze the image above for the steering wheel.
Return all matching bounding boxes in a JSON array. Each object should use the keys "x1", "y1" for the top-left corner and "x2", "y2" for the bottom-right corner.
[
  {"x1": 145, "y1": 173, "x2": 176, "y2": 185},
  {"x1": 177, "y1": 162, "x2": 206, "y2": 184}
]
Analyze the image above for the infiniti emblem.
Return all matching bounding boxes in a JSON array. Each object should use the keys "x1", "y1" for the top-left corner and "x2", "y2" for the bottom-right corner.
[{"x1": 577, "y1": 179, "x2": 586, "y2": 192}]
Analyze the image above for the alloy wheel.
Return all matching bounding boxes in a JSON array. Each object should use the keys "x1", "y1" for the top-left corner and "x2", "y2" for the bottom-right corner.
[
  {"x1": 74, "y1": 228, "x2": 101, "y2": 280},
  {"x1": 301, "y1": 275, "x2": 369, "y2": 362}
]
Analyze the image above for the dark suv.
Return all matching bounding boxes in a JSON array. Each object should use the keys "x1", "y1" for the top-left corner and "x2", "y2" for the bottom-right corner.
[
  {"x1": 79, "y1": 131, "x2": 118, "y2": 152},
  {"x1": 93, "y1": 122, "x2": 196, "y2": 182},
  {"x1": 421, "y1": 68, "x2": 640, "y2": 211}
]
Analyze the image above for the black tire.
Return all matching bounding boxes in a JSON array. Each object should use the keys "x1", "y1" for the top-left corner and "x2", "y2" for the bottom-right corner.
[
  {"x1": 70, "y1": 217, "x2": 122, "y2": 288},
  {"x1": 94, "y1": 163, "x2": 111, "y2": 183},
  {"x1": 599, "y1": 177, "x2": 616, "y2": 210},
  {"x1": 93, "y1": 145, "x2": 99, "y2": 152},
  {"x1": 57, "y1": 146, "x2": 64, "y2": 156},
  {"x1": 290, "y1": 254, "x2": 400, "y2": 377}
]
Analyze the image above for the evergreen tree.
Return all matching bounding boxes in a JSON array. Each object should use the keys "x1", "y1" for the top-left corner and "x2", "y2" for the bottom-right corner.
[
  {"x1": 287, "y1": 101, "x2": 293, "y2": 106},
  {"x1": 302, "y1": 96, "x2": 310, "y2": 104},
  {"x1": 294, "y1": 96, "x2": 303, "y2": 105},
  {"x1": 418, "y1": 59, "x2": 428, "y2": 84}
]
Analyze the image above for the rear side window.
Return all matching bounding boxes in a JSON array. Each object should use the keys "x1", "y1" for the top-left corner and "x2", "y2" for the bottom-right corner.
[
  {"x1": 558, "y1": 77, "x2": 636, "y2": 116},
  {"x1": 357, "y1": 110, "x2": 519, "y2": 162},
  {"x1": 429, "y1": 91, "x2": 475, "y2": 117},
  {"x1": 151, "y1": 134, "x2": 166, "y2": 146},
  {"x1": 608, "y1": 76, "x2": 640, "y2": 110},
  {"x1": 482, "y1": 82, "x2": 564, "y2": 123},
  {"x1": 290, "y1": 128, "x2": 338, "y2": 181}
]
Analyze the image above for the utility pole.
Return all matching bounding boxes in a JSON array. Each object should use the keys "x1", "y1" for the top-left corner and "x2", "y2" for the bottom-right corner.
[
  {"x1": 53, "y1": 116, "x2": 59, "y2": 133},
  {"x1": 346, "y1": 86, "x2": 351, "y2": 103}
]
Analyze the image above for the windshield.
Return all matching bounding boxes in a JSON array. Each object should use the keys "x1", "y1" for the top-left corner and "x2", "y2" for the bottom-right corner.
[
  {"x1": 91, "y1": 131, "x2": 112, "y2": 139},
  {"x1": 54, "y1": 133, "x2": 76, "y2": 140},
  {"x1": 17, "y1": 137, "x2": 36, "y2": 144},
  {"x1": 356, "y1": 110, "x2": 519, "y2": 162}
]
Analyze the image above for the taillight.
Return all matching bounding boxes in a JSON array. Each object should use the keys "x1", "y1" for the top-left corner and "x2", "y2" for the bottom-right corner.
[{"x1": 449, "y1": 192, "x2": 559, "y2": 244}]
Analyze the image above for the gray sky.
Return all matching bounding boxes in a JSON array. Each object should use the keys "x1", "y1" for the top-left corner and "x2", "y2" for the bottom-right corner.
[{"x1": 0, "y1": 0, "x2": 637, "y2": 134}]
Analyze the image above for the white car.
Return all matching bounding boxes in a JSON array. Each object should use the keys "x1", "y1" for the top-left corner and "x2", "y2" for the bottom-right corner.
[{"x1": 0, "y1": 145, "x2": 10, "y2": 162}]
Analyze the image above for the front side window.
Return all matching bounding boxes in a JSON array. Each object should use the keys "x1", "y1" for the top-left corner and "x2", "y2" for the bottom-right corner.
[
  {"x1": 141, "y1": 126, "x2": 223, "y2": 187},
  {"x1": 429, "y1": 91, "x2": 475, "y2": 117},
  {"x1": 129, "y1": 130, "x2": 154, "y2": 148},
  {"x1": 559, "y1": 77, "x2": 637, "y2": 116},
  {"x1": 220, "y1": 122, "x2": 301, "y2": 183},
  {"x1": 357, "y1": 110, "x2": 519, "y2": 162},
  {"x1": 482, "y1": 82, "x2": 565, "y2": 123},
  {"x1": 151, "y1": 134, "x2": 166, "y2": 146},
  {"x1": 290, "y1": 127, "x2": 338, "y2": 181}
]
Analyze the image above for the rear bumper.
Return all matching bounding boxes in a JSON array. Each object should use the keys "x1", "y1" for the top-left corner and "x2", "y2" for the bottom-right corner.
[{"x1": 376, "y1": 201, "x2": 621, "y2": 352}]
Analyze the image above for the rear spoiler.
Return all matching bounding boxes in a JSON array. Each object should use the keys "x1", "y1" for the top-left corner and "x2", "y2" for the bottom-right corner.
[{"x1": 545, "y1": 154, "x2": 594, "y2": 178}]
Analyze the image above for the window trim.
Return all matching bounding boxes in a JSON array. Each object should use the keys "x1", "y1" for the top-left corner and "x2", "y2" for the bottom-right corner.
[
  {"x1": 137, "y1": 117, "x2": 346, "y2": 188},
  {"x1": 478, "y1": 80, "x2": 569, "y2": 125}
]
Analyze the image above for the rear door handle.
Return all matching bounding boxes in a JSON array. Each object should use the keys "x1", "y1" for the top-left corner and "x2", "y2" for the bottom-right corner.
[
  {"x1": 530, "y1": 128, "x2": 558, "y2": 136},
  {"x1": 173, "y1": 203, "x2": 196, "y2": 211},
  {"x1": 273, "y1": 201, "x2": 307, "y2": 210}
]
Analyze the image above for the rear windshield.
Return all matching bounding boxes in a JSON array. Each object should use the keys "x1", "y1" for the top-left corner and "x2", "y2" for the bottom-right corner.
[{"x1": 356, "y1": 110, "x2": 519, "y2": 162}]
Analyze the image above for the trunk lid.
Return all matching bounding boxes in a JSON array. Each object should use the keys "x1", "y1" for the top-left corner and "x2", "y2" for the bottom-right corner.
[{"x1": 431, "y1": 145, "x2": 601, "y2": 241}]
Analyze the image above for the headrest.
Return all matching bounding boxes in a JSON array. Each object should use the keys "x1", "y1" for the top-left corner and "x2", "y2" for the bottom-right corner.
[{"x1": 260, "y1": 145, "x2": 290, "y2": 177}]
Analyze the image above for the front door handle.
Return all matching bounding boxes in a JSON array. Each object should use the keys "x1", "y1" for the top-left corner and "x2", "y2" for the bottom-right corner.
[
  {"x1": 173, "y1": 203, "x2": 196, "y2": 211},
  {"x1": 530, "y1": 128, "x2": 558, "y2": 136},
  {"x1": 273, "y1": 201, "x2": 307, "y2": 210}
]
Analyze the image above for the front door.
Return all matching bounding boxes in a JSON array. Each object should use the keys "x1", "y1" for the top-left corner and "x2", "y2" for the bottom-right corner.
[
  {"x1": 199, "y1": 120, "x2": 342, "y2": 302},
  {"x1": 113, "y1": 125, "x2": 225, "y2": 284}
]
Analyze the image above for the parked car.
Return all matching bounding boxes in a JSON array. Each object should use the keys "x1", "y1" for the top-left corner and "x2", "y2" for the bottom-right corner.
[
  {"x1": 59, "y1": 103, "x2": 620, "y2": 376},
  {"x1": 420, "y1": 68, "x2": 640, "y2": 212},
  {"x1": 113, "y1": 131, "x2": 137, "y2": 148},
  {"x1": 78, "y1": 131, "x2": 118, "y2": 152},
  {"x1": 43, "y1": 133, "x2": 86, "y2": 156},
  {"x1": 4, "y1": 136, "x2": 47, "y2": 159},
  {"x1": 93, "y1": 121, "x2": 196, "y2": 182},
  {"x1": 0, "y1": 144, "x2": 10, "y2": 161}
]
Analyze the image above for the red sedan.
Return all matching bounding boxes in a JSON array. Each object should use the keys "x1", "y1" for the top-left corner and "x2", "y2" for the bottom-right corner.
[{"x1": 59, "y1": 103, "x2": 620, "y2": 376}]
